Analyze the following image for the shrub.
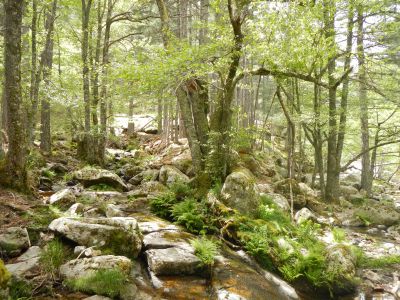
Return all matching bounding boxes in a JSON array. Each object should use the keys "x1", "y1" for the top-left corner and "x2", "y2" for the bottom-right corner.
[
  {"x1": 0, "y1": 259, "x2": 11, "y2": 289},
  {"x1": 40, "y1": 239, "x2": 69, "y2": 278},
  {"x1": 150, "y1": 191, "x2": 178, "y2": 219},
  {"x1": 171, "y1": 199, "x2": 208, "y2": 234},
  {"x1": 9, "y1": 278, "x2": 33, "y2": 300},
  {"x1": 191, "y1": 237, "x2": 219, "y2": 266},
  {"x1": 65, "y1": 268, "x2": 127, "y2": 298},
  {"x1": 332, "y1": 228, "x2": 346, "y2": 243}
]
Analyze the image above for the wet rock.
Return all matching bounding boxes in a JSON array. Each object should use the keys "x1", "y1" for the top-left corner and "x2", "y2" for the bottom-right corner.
[
  {"x1": 263, "y1": 193, "x2": 290, "y2": 211},
  {"x1": 49, "y1": 217, "x2": 142, "y2": 257},
  {"x1": 221, "y1": 168, "x2": 261, "y2": 216},
  {"x1": 74, "y1": 167, "x2": 128, "y2": 191},
  {"x1": 0, "y1": 227, "x2": 30, "y2": 257},
  {"x1": 48, "y1": 188, "x2": 76, "y2": 208},
  {"x1": 295, "y1": 208, "x2": 317, "y2": 224},
  {"x1": 145, "y1": 247, "x2": 204, "y2": 276},
  {"x1": 143, "y1": 230, "x2": 193, "y2": 250},
  {"x1": 6, "y1": 246, "x2": 42, "y2": 278},
  {"x1": 60, "y1": 255, "x2": 132, "y2": 280},
  {"x1": 159, "y1": 165, "x2": 189, "y2": 186}
]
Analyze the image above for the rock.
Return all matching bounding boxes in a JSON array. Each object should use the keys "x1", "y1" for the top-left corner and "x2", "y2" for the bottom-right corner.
[
  {"x1": 83, "y1": 296, "x2": 112, "y2": 300},
  {"x1": 143, "y1": 230, "x2": 193, "y2": 250},
  {"x1": 129, "y1": 169, "x2": 159, "y2": 185},
  {"x1": 325, "y1": 245, "x2": 356, "y2": 294},
  {"x1": 387, "y1": 224, "x2": 400, "y2": 238},
  {"x1": 80, "y1": 191, "x2": 124, "y2": 203},
  {"x1": 60, "y1": 255, "x2": 132, "y2": 280},
  {"x1": 133, "y1": 214, "x2": 180, "y2": 234},
  {"x1": 144, "y1": 126, "x2": 158, "y2": 134},
  {"x1": 257, "y1": 183, "x2": 273, "y2": 194},
  {"x1": 341, "y1": 174, "x2": 361, "y2": 186},
  {"x1": 0, "y1": 227, "x2": 30, "y2": 257},
  {"x1": 6, "y1": 246, "x2": 42, "y2": 278},
  {"x1": 128, "y1": 181, "x2": 167, "y2": 198},
  {"x1": 298, "y1": 182, "x2": 317, "y2": 197},
  {"x1": 221, "y1": 168, "x2": 261, "y2": 215},
  {"x1": 65, "y1": 203, "x2": 85, "y2": 217},
  {"x1": 159, "y1": 165, "x2": 190, "y2": 186},
  {"x1": 49, "y1": 217, "x2": 142, "y2": 257},
  {"x1": 171, "y1": 149, "x2": 192, "y2": 175},
  {"x1": 354, "y1": 203, "x2": 400, "y2": 226},
  {"x1": 120, "y1": 283, "x2": 138, "y2": 300},
  {"x1": 274, "y1": 179, "x2": 306, "y2": 208},
  {"x1": 263, "y1": 193, "x2": 290, "y2": 211},
  {"x1": 340, "y1": 185, "x2": 362, "y2": 200},
  {"x1": 48, "y1": 162, "x2": 69, "y2": 174},
  {"x1": 105, "y1": 204, "x2": 125, "y2": 217},
  {"x1": 74, "y1": 167, "x2": 128, "y2": 192},
  {"x1": 145, "y1": 247, "x2": 204, "y2": 276},
  {"x1": 295, "y1": 208, "x2": 317, "y2": 224},
  {"x1": 119, "y1": 164, "x2": 144, "y2": 179},
  {"x1": 0, "y1": 260, "x2": 11, "y2": 299},
  {"x1": 48, "y1": 188, "x2": 76, "y2": 208}
]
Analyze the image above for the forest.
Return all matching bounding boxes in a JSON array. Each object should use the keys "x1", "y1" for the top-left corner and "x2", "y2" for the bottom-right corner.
[{"x1": 0, "y1": 0, "x2": 399, "y2": 299}]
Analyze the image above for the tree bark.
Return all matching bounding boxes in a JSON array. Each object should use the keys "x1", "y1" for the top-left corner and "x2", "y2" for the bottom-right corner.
[
  {"x1": 82, "y1": 0, "x2": 92, "y2": 132},
  {"x1": 2, "y1": 0, "x2": 27, "y2": 190},
  {"x1": 40, "y1": 0, "x2": 58, "y2": 154},
  {"x1": 28, "y1": 0, "x2": 38, "y2": 144}
]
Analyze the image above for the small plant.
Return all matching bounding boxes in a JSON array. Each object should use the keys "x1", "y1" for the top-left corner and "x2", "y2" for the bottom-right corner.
[
  {"x1": 9, "y1": 277, "x2": 33, "y2": 300},
  {"x1": 150, "y1": 191, "x2": 178, "y2": 219},
  {"x1": 358, "y1": 254, "x2": 400, "y2": 269},
  {"x1": 171, "y1": 198, "x2": 208, "y2": 234},
  {"x1": 332, "y1": 227, "x2": 346, "y2": 243},
  {"x1": 191, "y1": 237, "x2": 219, "y2": 266},
  {"x1": 65, "y1": 268, "x2": 127, "y2": 298},
  {"x1": 88, "y1": 183, "x2": 116, "y2": 191},
  {"x1": 0, "y1": 259, "x2": 11, "y2": 289},
  {"x1": 40, "y1": 239, "x2": 69, "y2": 279},
  {"x1": 42, "y1": 169, "x2": 56, "y2": 179}
]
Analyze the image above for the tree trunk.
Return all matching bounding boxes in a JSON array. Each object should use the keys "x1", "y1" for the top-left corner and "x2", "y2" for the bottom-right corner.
[
  {"x1": 28, "y1": 0, "x2": 38, "y2": 144},
  {"x1": 40, "y1": 0, "x2": 58, "y2": 154},
  {"x1": 357, "y1": 4, "x2": 372, "y2": 194},
  {"x1": 82, "y1": 0, "x2": 92, "y2": 132},
  {"x1": 2, "y1": 0, "x2": 27, "y2": 190}
]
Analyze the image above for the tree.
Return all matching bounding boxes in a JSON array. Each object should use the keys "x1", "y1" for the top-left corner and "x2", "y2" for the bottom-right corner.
[{"x1": 1, "y1": 0, "x2": 27, "y2": 190}]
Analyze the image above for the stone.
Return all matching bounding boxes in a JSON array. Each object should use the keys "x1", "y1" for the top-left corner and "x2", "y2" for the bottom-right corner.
[
  {"x1": 6, "y1": 246, "x2": 42, "y2": 278},
  {"x1": 65, "y1": 203, "x2": 85, "y2": 217},
  {"x1": 221, "y1": 168, "x2": 261, "y2": 215},
  {"x1": 120, "y1": 283, "x2": 138, "y2": 300},
  {"x1": 83, "y1": 296, "x2": 112, "y2": 300},
  {"x1": 263, "y1": 193, "x2": 290, "y2": 211},
  {"x1": 143, "y1": 230, "x2": 193, "y2": 250},
  {"x1": 274, "y1": 179, "x2": 307, "y2": 208},
  {"x1": 48, "y1": 188, "x2": 76, "y2": 208},
  {"x1": 0, "y1": 227, "x2": 30, "y2": 257},
  {"x1": 80, "y1": 191, "x2": 124, "y2": 203},
  {"x1": 257, "y1": 183, "x2": 273, "y2": 194},
  {"x1": 341, "y1": 174, "x2": 361, "y2": 186},
  {"x1": 354, "y1": 203, "x2": 400, "y2": 226},
  {"x1": 325, "y1": 245, "x2": 357, "y2": 294},
  {"x1": 298, "y1": 182, "x2": 317, "y2": 197},
  {"x1": 340, "y1": 185, "x2": 361, "y2": 200},
  {"x1": 74, "y1": 167, "x2": 128, "y2": 191},
  {"x1": 49, "y1": 217, "x2": 142, "y2": 257},
  {"x1": 295, "y1": 208, "x2": 317, "y2": 224},
  {"x1": 105, "y1": 204, "x2": 125, "y2": 218},
  {"x1": 145, "y1": 247, "x2": 203, "y2": 276},
  {"x1": 48, "y1": 162, "x2": 69, "y2": 174},
  {"x1": 60, "y1": 255, "x2": 132, "y2": 280},
  {"x1": 128, "y1": 181, "x2": 167, "y2": 198},
  {"x1": 159, "y1": 165, "x2": 189, "y2": 187},
  {"x1": 129, "y1": 169, "x2": 159, "y2": 185}
]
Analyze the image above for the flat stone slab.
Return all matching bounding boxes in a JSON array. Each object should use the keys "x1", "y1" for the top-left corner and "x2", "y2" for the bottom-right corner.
[
  {"x1": 143, "y1": 230, "x2": 194, "y2": 250},
  {"x1": 145, "y1": 247, "x2": 203, "y2": 276},
  {"x1": 6, "y1": 246, "x2": 42, "y2": 278}
]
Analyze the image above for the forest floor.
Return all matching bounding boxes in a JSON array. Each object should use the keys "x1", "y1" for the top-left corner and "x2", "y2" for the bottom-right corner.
[{"x1": 1, "y1": 126, "x2": 400, "y2": 300}]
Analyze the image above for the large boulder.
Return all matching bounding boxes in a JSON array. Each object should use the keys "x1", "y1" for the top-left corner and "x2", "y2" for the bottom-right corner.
[
  {"x1": 49, "y1": 217, "x2": 142, "y2": 257},
  {"x1": 159, "y1": 165, "x2": 189, "y2": 186},
  {"x1": 60, "y1": 255, "x2": 132, "y2": 280},
  {"x1": 221, "y1": 168, "x2": 261, "y2": 215},
  {"x1": 274, "y1": 179, "x2": 307, "y2": 208},
  {"x1": 74, "y1": 167, "x2": 128, "y2": 192},
  {"x1": 294, "y1": 208, "x2": 317, "y2": 224},
  {"x1": 145, "y1": 247, "x2": 204, "y2": 276},
  {"x1": 0, "y1": 227, "x2": 30, "y2": 257},
  {"x1": 263, "y1": 193, "x2": 290, "y2": 212},
  {"x1": 6, "y1": 246, "x2": 42, "y2": 278},
  {"x1": 353, "y1": 202, "x2": 400, "y2": 227},
  {"x1": 325, "y1": 245, "x2": 357, "y2": 294},
  {"x1": 129, "y1": 169, "x2": 159, "y2": 186}
]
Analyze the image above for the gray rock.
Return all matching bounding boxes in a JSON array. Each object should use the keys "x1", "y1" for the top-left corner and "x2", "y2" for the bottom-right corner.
[
  {"x1": 129, "y1": 169, "x2": 159, "y2": 186},
  {"x1": 80, "y1": 191, "x2": 124, "y2": 203},
  {"x1": 298, "y1": 183, "x2": 317, "y2": 197},
  {"x1": 145, "y1": 247, "x2": 203, "y2": 276},
  {"x1": 65, "y1": 203, "x2": 85, "y2": 217},
  {"x1": 0, "y1": 227, "x2": 30, "y2": 257},
  {"x1": 295, "y1": 208, "x2": 317, "y2": 224},
  {"x1": 221, "y1": 168, "x2": 261, "y2": 215},
  {"x1": 49, "y1": 188, "x2": 76, "y2": 208},
  {"x1": 143, "y1": 230, "x2": 193, "y2": 250},
  {"x1": 128, "y1": 181, "x2": 167, "y2": 198},
  {"x1": 83, "y1": 296, "x2": 112, "y2": 300},
  {"x1": 105, "y1": 204, "x2": 125, "y2": 218},
  {"x1": 257, "y1": 183, "x2": 273, "y2": 194},
  {"x1": 49, "y1": 217, "x2": 142, "y2": 257},
  {"x1": 340, "y1": 185, "x2": 361, "y2": 199},
  {"x1": 263, "y1": 193, "x2": 290, "y2": 211},
  {"x1": 120, "y1": 283, "x2": 138, "y2": 300},
  {"x1": 6, "y1": 246, "x2": 42, "y2": 278},
  {"x1": 159, "y1": 165, "x2": 189, "y2": 186},
  {"x1": 74, "y1": 167, "x2": 128, "y2": 191},
  {"x1": 60, "y1": 255, "x2": 132, "y2": 280}
]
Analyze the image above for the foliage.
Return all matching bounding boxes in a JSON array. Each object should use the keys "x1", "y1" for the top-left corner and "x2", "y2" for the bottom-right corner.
[
  {"x1": 65, "y1": 268, "x2": 127, "y2": 298},
  {"x1": 0, "y1": 259, "x2": 11, "y2": 289},
  {"x1": 191, "y1": 237, "x2": 219, "y2": 266},
  {"x1": 358, "y1": 254, "x2": 400, "y2": 269},
  {"x1": 332, "y1": 228, "x2": 346, "y2": 243},
  {"x1": 9, "y1": 277, "x2": 33, "y2": 300},
  {"x1": 42, "y1": 169, "x2": 56, "y2": 179},
  {"x1": 40, "y1": 239, "x2": 70, "y2": 278}
]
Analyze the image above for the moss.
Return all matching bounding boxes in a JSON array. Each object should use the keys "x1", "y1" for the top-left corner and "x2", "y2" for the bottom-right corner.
[
  {"x1": 0, "y1": 259, "x2": 11, "y2": 289},
  {"x1": 65, "y1": 268, "x2": 128, "y2": 298}
]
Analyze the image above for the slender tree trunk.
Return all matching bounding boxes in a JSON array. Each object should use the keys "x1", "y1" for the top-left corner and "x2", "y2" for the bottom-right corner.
[
  {"x1": 40, "y1": 0, "x2": 58, "y2": 154},
  {"x1": 324, "y1": 0, "x2": 339, "y2": 201},
  {"x1": 313, "y1": 81, "x2": 325, "y2": 194},
  {"x1": 2, "y1": 0, "x2": 27, "y2": 190},
  {"x1": 28, "y1": 0, "x2": 38, "y2": 144},
  {"x1": 199, "y1": 0, "x2": 209, "y2": 45},
  {"x1": 82, "y1": 0, "x2": 92, "y2": 132},
  {"x1": 357, "y1": 4, "x2": 372, "y2": 194}
]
